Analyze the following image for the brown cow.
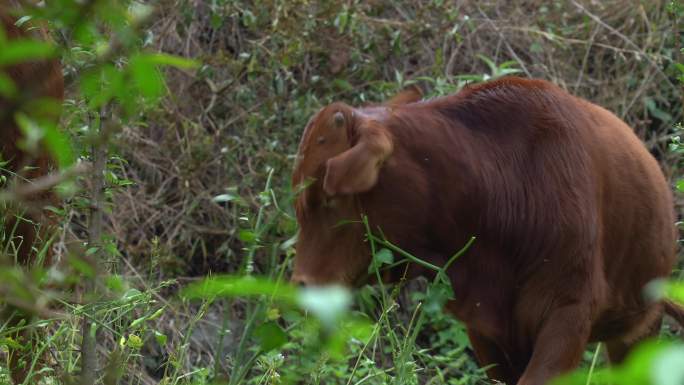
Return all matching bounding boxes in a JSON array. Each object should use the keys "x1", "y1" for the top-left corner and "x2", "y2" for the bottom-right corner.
[
  {"x1": 291, "y1": 77, "x2": 682, "y2": 385},
  {"x1": 1, "y1": 6, "x2": 63, "y2": 384}
]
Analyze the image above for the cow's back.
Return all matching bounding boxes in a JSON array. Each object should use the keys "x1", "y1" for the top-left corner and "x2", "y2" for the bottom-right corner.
[{"x1": 372, "y1": 78, "x2": 676, "y2": 342}]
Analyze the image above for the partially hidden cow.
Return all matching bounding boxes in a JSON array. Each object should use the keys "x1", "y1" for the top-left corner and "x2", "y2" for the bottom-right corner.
[
  {"x1": 1, "y1": 6, "x2": 63, "y2": 384},
  {"x1": 291, "y1": 77, "x2": 682, "y2": 385}
]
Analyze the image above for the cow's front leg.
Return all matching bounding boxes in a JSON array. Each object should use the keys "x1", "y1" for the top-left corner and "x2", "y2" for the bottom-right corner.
[
  {"x1": 467, "y1": 328, "x2": 519, "y2": 384},
  {"x1": 517, "y1": 304, "x2": 591, "y2": 385}
]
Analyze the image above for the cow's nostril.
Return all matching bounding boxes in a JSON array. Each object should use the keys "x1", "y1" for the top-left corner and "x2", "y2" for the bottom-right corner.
[{"x1": 291, "y1": 275, "x2": 308, "y2": 288}]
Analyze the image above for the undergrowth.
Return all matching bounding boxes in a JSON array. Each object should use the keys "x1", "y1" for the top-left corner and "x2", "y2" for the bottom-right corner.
[{"x1": 0, "y1": 1, "x2": 682, "y2": 384}]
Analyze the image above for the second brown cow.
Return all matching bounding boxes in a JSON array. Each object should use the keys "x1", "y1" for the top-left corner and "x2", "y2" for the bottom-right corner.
[
  {"x1": 291, "y1": 77, "x2": 680, "y2": 385},
  {"x1": 1, "y1": 6, "x2": 64, "y2": 384}
]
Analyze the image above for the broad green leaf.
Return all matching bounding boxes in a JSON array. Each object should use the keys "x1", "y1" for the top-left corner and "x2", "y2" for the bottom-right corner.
[
  {"x1": 154, "y1": 331, "x2": 167, "y2": 346},
  {"x1": 181, "y1": 275, "x2": 297, "y2": 303},
  {"x1": 0, "y1": 39, "x2": 57, "y2": 66},
  {"x1": 552, "y1": 340, "x2": 683, "y2": 385},
  {"x1": 368, "y1": 248, "x2": 394, "y2": 273},
  {"x1": 68, "y1": 256, "x2": 95, "y2": 278},
  {"x1": 81, "y1": 64, "x2": 125, "y2": 109},
  {"x1": 0, "y1": 72, "x2": 17, "y2": 97},
  {"x1": 14, "y1": 112, "x2": 43, "y2": 153},
  {"x1": 644, "y1": 279, "x2": 684, "y2": 304},
  {"x1": 140, "y1": 53, "x2": 200, "y2": 69},
  {"x1": 674, "y1": 62, "x2": 684, "y2": 74},
  {"x1": 15, "y1": 105, "x2": 73, "y2": 168},
  {"x1": 129, "y1": 2, "x2": 154, "y2": 22},
  {"x1": 148, "y1": 307, "x2": 165, "y2": 321},
  {"x1": 325, "y1": 318, "x2": 374, "y2": 360},
  {"x1": 651, "y1": 344, "x2": 684, "y2": 385},
  {"x1": 43, "y1": 122, "x2": 74, "y2": 168},
  {"x1": 254, "y1": 321, "x2": 288, "y2": 352},
  {"x1": 241, "y1": 10, "x2": 256, "y2": 28},
  {"x1": 213, "y1": 193, "x2": 246, "y2": 206},
  {"x1": 126, "y1": 334, "x2": 143, "y2": 350},
  {"x1": 424, "y1": 281, "x2": 454, "y2": 313},
  {"x1": 238, "y1": 229, "x2": 257, "y2": 243},
  {"x1": 105, "y1": 275, "x2": 126, "y2": 292},
  {"x1": 129, "y1": 54, "x2": 165, "y2": 100},
  {"x1": 297, "y1": 285, "x2": 351, "y2": 327},
  {"x1": 645, "y1": 97, "x2": 672, "y2": 123},
  {"x1": 677, "y1": 179, "x2": 684, "y2": 193},
  {"x1": 129, "y1": 315, "x2": 147, "y2": 329},
  {"x1": 477, "y1": 54, "x2": 497, "y2": 74},
  {"x1": 334, "y1": 8, "x2": 349, "y2": 33},
  {"x1": 332, "y1": 79, "x2": 353, "y2": 91},
  {"x1": 121, "y1": 288, "x2": 144, "y2": 302},
  {"x1": 14, "y1": 16, "x2": 32, "y2": 27},
  {"x1": 0, "y1": 337, "x2": 23, "y2": 350}
]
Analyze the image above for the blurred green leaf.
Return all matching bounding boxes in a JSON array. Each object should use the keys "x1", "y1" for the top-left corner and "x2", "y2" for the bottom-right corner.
[
  {"x1": 332, "y1": 78, "x2": 353, "y2": 91},
  {"x1": 129, "y1": 54, "x2": 165, "y2": 101},
  {"x1": 14, "y1": 16, "x2": 32, "y2": 27},
  {"x1": 677, "y1": 179, "x2": 684, "y2": 192},
  {"x1": 129, "y1": 315, "x2": 147, "y2": 329},
  {"x1": 297, "y1": 285, "x2": 351, "y2": 328},
  {"x1": 552, "y1": 340, "x2": 684, "y2": 385},
  {"x1": 14, "y1": 112, "x2": 44, "y2": 153},
  {"x1": 238, "y1": 229, "x2": 257, "y2": 243},
  {"x1": 148, "y1": 307, "x2": 165, "y2": 321},
  {"x1": 126, "y1": 334, "x2": 143, "y2": 350},
  {"x1": 212, "y1": 193, "x2": 247, "y2": 206},
  {"x1": 69, "y1": 256, "x2": 95, "y2": 279},
  {"x1": 0, "y1": 39, "x2": 57, "y2": 66},
  {"x1": 0, "y1": 337, "x2": 23, "y2": 350},
  {"x1": 140, "y1": 53, "x2": 200, "y2": 69},
  {"x1": 154, "y1": 331, "x2": 167, "y2": 346},
  {"x1": 644, "y1": 279, "x2": 684, "y2": 304},
  {"x1": 326, "y1": 318, "x2": 374, "y2": 360},
  {"x1": 181, "y1": 275, "x2": 297, "y2": 302},
  {"x1": 105, "y1": 275, "x2": 126, "y2": 293},
  {"x1": 254, "y1": 321, "x2": 288, "y2": 352},
  {"x1": 0, "y1": 72, "x2": 17, "y2": 97},
  {"x1": 81, "y1": 64, "x2": 125, "y2": 109},
  {"x1": 645, "y1": 98, "x2": 672, "y2": 123},
  {"x1": 652, "y1": 345, "x2": 684, "y2": 385},
  {"x1": 334, "y1": 7, "x2": 349, "y2": 33},
  {"x1": 42, "y1": 120, "x2": 75, "y2": 168}
]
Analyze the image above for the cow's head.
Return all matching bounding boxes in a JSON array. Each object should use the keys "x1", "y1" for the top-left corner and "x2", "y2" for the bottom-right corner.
[{"x1": 290, "y1": 87, "x2": 421, "y2": 287}]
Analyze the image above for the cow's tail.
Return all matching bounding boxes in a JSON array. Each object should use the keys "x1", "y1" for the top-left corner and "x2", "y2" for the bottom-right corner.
[{"x1": 664, "y1": 300, "x2": 684, "y2": 326}]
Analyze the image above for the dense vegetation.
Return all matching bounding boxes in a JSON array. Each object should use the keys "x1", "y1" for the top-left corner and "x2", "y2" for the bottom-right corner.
[{"x1": 0, "y1": 1, "x2": 683, "y2": 384}]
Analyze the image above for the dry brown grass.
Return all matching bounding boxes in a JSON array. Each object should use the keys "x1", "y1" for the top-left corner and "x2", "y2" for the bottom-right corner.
[{"x1": 110, "y1": 0, "x2": 682, "y2": 278}]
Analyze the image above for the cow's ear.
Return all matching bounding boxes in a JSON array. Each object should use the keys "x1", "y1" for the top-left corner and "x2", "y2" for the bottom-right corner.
[
  {"x1": 385, "y1": 84, "x2": 422, "y2": 106},
  {"x1": 323, "y1": 117, "x2": 392, "y2": 196}
]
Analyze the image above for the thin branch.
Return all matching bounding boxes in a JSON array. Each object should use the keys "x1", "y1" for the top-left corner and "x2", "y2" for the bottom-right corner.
[{"x1": 0, "y1": 162, "x2": 90, "y2": 204}]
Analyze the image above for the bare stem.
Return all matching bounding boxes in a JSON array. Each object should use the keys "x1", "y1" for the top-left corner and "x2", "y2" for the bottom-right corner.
[{"x1": 80, "y1": 107, "x2": 109, "y2": 385}]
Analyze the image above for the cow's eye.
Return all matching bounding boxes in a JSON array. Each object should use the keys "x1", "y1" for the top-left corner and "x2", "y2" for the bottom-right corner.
[{"x1": 317, "y1": 136, "x2": 326, "y2": 144}]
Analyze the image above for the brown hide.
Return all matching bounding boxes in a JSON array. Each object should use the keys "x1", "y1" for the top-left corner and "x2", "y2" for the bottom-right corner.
[
  {"x1": 0, "y1": 7, "x2": 63, "y2": 385},
  {"x1": 291, "y1": 77, "x2": 678, "y2": 385},
  {"x1": 1, "y1": 8, "x2": 63, "y2": 263}
]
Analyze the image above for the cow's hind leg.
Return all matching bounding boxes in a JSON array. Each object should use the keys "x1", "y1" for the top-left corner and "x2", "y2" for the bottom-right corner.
[{"x1": 606, "y1": 306, "x2": 664, "y2": 365}]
